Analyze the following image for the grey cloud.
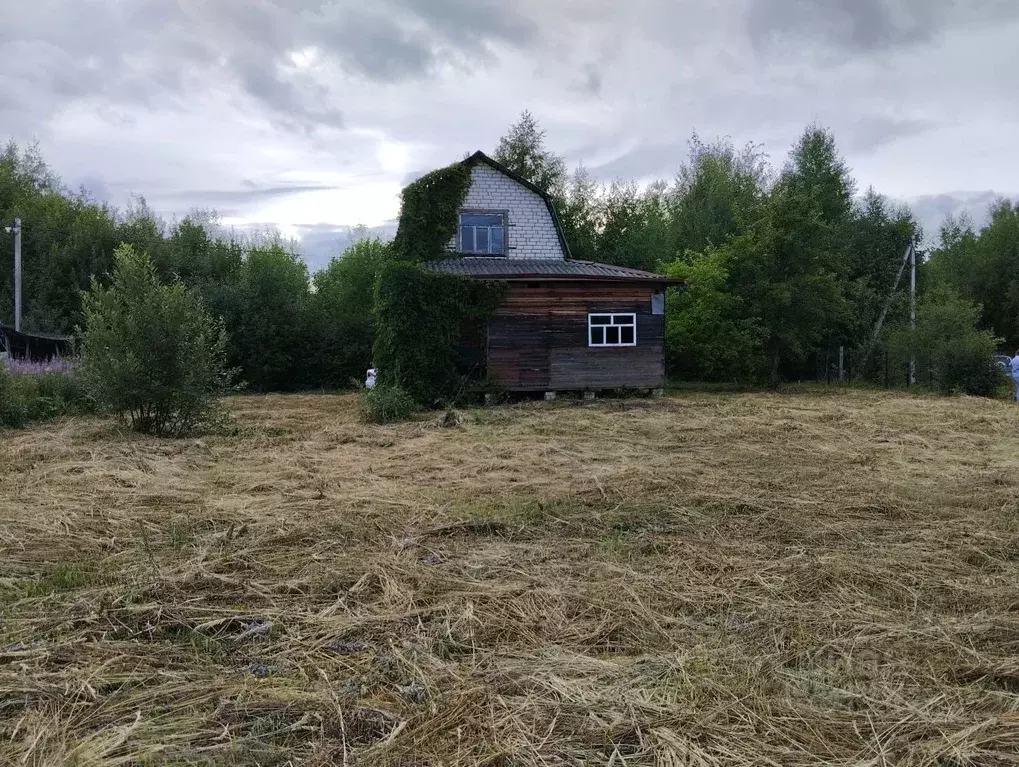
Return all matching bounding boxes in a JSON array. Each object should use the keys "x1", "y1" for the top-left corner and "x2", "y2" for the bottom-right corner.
[
  {"x1": 906, "y1": 191, "x2": 1008, "y2": 242},
  {"x1": 3, "y1": 0, "x2": 1018, "y2": 250},
  {"x1": 843, "y1": 116, "x2": 936, "y2": 152},
  {"x1": 571, "y1": 66, "x2": 603, "y2": 97},
  {"x1": 231, "y1": 53, "x2": 344, "y2": 131},
  {"x1": 589, "y1": 143, "x2": 689, "y2": 182},
  {"x1": 314, "y1": 9, "x2": 435, "y2": 83},
  {"x1": 0, "y1": 0, "x2": 546, "y2": 142},
  {"x1": 295, "y1": 222, "x2": 397, "y2": 269},
  {"x1": 158, "y1": 184, "x2": 340, "y2": 204},
  {"x1": 390, "y1": 0, "x2": 539, "y2": 49},
  {"x1": 747, "y1": 0, "x2": 950, "y2": 51},
  {"x1": 401, "y1": 169, "x2": 432, "y2": 186},
  {"x1": 746, "y1": 0, "x2": 1019, "y2": 53}
]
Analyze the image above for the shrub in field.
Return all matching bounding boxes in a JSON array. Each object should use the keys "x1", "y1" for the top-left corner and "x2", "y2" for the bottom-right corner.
[
  {"x1": 358, "y1": 383, "x2": 416, "y2": 424},
  {"x1": 889, "y1": 287, "x2": 1006, "y2": 397},
  {"x1": 80, "y1": 244, "x2": 232, "y2": 436}
]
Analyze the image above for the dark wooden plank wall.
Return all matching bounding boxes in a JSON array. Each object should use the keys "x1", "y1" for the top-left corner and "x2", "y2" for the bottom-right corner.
[{"x1": 487, "y1": 282, "x2": 664, "y2": 391}]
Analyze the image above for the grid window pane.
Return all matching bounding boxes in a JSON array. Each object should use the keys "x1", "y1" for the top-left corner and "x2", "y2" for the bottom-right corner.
[
  {"x1": 460, "y1": 214, "x2": 502, "y2": 227},
  {"x1": 588, "y1": 313, "x2": 636, "y2": 346},
  {"x1": 476, "y1": 227, "x2": 489, "y2": 253},
  {"x1": 490, "y1": 226, "x2": 505, "y2": 253},
  {"x1": 460, "y1": 227, "x2": 474, "y2": 252}
]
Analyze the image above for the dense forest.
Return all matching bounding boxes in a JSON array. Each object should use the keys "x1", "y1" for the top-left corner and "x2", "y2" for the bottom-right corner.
[{"x1": 1, "y1": 114, "x2": 1016, "y2": 392}]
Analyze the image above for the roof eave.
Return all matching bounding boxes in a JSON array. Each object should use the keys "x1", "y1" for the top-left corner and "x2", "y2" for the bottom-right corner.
[{"x1": 451, "y1": 273, "x2": 686, "y2": 286}]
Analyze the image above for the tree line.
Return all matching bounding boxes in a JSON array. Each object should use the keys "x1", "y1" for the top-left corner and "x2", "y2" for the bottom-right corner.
[
  {"x1": 495, "y1": 113, "x2": 1013, "y2": 392},
  {"x1": 2, "y1": 115, "x2": 1016, "y2": 395}
]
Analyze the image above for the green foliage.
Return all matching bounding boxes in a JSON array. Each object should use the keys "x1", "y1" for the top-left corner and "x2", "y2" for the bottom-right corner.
[
  {"x1": 726, "y1": 175, "x2": 851, "y2": 384},
  {"x1": 379, "y1": 157, "x2": 506, "y2": 407},
  {"x1": 373, "y1": 262, "x2": 506, "y2": 406},
  {"x1": 558, "y1": 165, "x2": 601, "y2": 261},
  {"x1": 664, "y1": 249, "x2": 763, "y2": 381},
  {"x1": 391, "y1": 163, "x2": 472, "y2": 264},
  {"x1": 6, "y1": 120, "x2": 1017, "y2": 397},
  {"x1": 80, "y1": 244, "x2": 231, "y2": 436},
  {"x1": 0, "y1": 141, "x2": 120, "y2": 332},
  {"x1": 670, "y1": 133, "x2": 770, "y2": 256},
  {"x1": 927, "y1": 201, "x2": 1019, "y2": 349},
  {"x1": 358, "y1": 383, "x2": 417, "y2": 424},
  {"x1": 0, "y1": 367, "x2": 29, "y2": 428},
  {"x1": 493, "y1": 110, "x2": 568, "y2": 197},
  {"x1": 596, "y1": 180, "x2": 674, "y2": 272},
  {"x1": 304, "y1": 237, "x2": 393, "y2": 388},
  {"x1": 888, "y1": 287, "x2": 1005, "y2": 396},
  {"x1": 232, "y1": 244, "x2": 309, "y2": 391},
  {"x1": 0, "y1": 366, "x2": 84, "y2": 429}
]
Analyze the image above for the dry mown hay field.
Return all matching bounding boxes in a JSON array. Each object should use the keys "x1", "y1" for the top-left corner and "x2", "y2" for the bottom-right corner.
[{"x1": 3, "y1": 390, "x2": 1019, "y2": 766}]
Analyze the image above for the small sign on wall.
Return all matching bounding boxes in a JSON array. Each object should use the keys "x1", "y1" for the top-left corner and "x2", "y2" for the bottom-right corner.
[{"x1": 651, "y1": 290, "x2": 665, "y2": 315}]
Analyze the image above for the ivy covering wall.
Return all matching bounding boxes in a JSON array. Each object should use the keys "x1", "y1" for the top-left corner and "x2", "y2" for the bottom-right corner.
[{"x1": 374, "y1": 161, "x2": 507, "y2": 405}]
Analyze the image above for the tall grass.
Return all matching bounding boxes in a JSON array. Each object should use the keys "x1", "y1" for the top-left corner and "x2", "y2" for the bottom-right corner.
[{"x1": 1, "y1": 356, "x2": 85, "y2": 428}]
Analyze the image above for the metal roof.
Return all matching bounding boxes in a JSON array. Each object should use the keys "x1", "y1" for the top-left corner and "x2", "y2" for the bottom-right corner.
[{"x1": 425, "y1": 257, "x2": 684, "y2": 284}]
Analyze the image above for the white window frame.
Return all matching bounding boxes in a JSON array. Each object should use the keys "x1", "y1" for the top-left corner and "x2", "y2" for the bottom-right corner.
[
  {"x1": 588, "y1": 313, "x2": 637, "y2": 347},
  {"x1": 458, "y1": 210, "x2": 507, "y2": 255}
]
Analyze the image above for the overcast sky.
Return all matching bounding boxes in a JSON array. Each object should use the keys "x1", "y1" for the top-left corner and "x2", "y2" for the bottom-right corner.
[{"x1": 3, "y1": 0, "x2": 1018, "y2": 267}]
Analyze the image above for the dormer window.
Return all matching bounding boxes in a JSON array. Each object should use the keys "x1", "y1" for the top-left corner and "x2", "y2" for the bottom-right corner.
[{"x1": 459, "y1": 211, "x2": 506, "y2": 255}]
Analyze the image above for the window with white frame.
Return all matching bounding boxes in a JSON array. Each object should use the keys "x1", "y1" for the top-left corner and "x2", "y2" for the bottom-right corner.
[
  {"x1": 588, "y1": 313, "x2": 637, "y2": 347},
  {"x1": 459, "y1": 211, "x2": 506, "y2": 255}
]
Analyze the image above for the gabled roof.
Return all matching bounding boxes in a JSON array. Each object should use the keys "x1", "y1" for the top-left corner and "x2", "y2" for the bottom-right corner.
[
  {"x1": 462, "y1": 150, "x2": 572, "y2": 259},
  {"x1": 425, "y1": 257, "x2": 685, "y2": 285}
]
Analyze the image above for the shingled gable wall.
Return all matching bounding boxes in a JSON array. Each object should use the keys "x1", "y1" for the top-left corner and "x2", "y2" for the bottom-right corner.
[{"x1": 448, "y1": 163, "x2": 565, "y2": 260}]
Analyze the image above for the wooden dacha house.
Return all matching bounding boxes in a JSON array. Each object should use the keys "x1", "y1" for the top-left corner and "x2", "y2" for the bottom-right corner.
[{"x1": 425, "y1": 152, "x2": 683, "y2": 395}]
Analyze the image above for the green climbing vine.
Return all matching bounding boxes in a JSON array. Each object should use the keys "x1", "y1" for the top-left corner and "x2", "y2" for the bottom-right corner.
[
  {"x1": 374, "y1": 161, "x2": 507, "y2": 406},
  {"x1": 391, "y1": 163, "x2": 473, "y2": 263}
]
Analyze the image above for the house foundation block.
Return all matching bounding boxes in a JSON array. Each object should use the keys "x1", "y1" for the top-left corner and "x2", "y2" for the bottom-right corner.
[
  {"x1": 583, "y1": 391, "x2": 596, "y2": 401},
  {"x1": 651, "y1": 388, "x2": 665, "y2": 399},
  {"x1": 544, "y1": 391, "x2": 557, "y2": 402}
]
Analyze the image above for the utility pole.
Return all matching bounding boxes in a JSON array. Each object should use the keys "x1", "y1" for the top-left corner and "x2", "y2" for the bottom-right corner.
[
  {"x1": 857, "y1": 241, "x2": 913, "y2": 377},
  {"x1": 909, "y1": 234, "x2": 916, "y2": 386},
  {"x1": 4, "y1": 218, "x2": 20, "y2": 332}
]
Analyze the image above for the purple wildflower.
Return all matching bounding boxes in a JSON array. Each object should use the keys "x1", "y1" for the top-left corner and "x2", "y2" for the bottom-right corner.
[{"x1": 3, "y1": 356, "x2": 77, "y2": 376}]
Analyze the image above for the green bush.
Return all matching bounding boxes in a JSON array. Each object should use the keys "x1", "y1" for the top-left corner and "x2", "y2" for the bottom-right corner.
[
  {"x1": 80, "y1": 243, "x2": 232, "y2": 436},
  {"x1": 938, "y1": 344, "x2": 1008, "y2": 397},
  {"x1": 889, "y1": 287, "x2": 1005, "y2": 397},
  {"x1": 359, "y1": 383, "x2": 416, "y2": 424}
]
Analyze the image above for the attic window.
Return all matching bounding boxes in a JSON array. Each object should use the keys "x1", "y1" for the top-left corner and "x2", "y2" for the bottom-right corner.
[{"x1": 459, "y1": 212, "x2": 505, "y2": 255}]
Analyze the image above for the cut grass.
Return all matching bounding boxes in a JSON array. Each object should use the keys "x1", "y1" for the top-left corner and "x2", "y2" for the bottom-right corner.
[{"x1": 2, "y1": 390, "x2": 1019, "y2": 765}]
